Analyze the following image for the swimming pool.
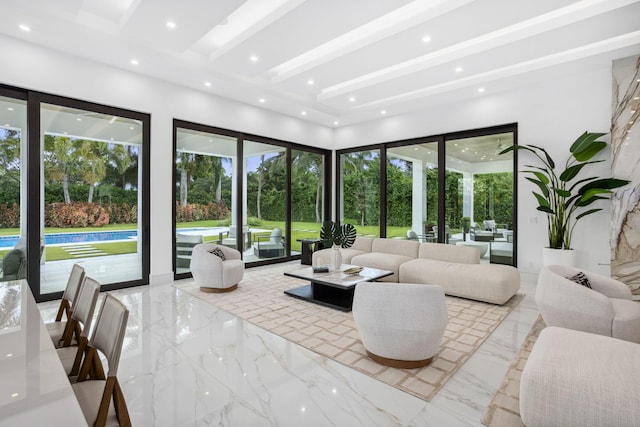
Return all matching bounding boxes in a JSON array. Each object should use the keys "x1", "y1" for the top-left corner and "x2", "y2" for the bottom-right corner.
[{"x1": 0, "y1": 230, "x2": 138, "y2": 248}]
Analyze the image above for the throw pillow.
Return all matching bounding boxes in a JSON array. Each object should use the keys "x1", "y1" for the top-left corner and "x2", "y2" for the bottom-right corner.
[
  {"x1": 208, "y1": 247, "x2": 226, "y2": 261},
  {"x1": 567, "y1": 271, "x2": 592, "y2": 289}
]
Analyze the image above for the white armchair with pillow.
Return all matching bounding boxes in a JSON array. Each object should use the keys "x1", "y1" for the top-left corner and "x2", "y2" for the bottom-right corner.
[
  {"x1": 190, "y1": 243, "x2": 244, "y2": 293},
  {"x1": 536, "y1": 264, "x2": 640, "y2": 343}
]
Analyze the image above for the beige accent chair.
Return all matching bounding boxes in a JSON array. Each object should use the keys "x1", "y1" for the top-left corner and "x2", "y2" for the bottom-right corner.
[
  {"x1": 536, "y1": 265, "x2": 640, "y2": 343},
  {"x1": 190, "y1": 243, "x2": 244, "y2": 293},
  {"x1": 72, "y1": 294, "x2": 131, "y2": 427},
  {"x1": 520, "y1": 326, "x2": 640, "y2": 427},
  {"x1": 353, "y1": 282, "x2": 448, "y2": 368},
  {"x1": 46, "y1": 264, "x2": 85, "y2": 345}
]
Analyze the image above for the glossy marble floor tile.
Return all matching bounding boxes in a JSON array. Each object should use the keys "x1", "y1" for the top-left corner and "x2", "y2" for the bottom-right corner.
[{"x1": 38, "y1": 267, "x2": 539, "y2": 427}]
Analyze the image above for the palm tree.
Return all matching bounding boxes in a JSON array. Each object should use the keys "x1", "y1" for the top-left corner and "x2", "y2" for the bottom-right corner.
[
  {"x1": 43, "y1": 135, "x2": 74, "y2": 204},
  {"x1": 110, "y1": 144, "x2": 132, "y2": 190},
  {"x1": 75, "y1": 140, "x2": 107, "y2": 203},
  {"x1": 342, "y1": 151, "x2": 377, "y2": 226}
]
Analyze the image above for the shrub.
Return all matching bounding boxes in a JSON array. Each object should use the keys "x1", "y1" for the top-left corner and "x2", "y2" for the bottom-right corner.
[
  {"x1": 0, "y1": 203, "x2": 20, "y2": 228},
  {"x1": 45, "y1": 202, "x2": 110, "y2": 228},
  {"x1": 176, "y1": 201, "x2": 230, "y2": 223}
]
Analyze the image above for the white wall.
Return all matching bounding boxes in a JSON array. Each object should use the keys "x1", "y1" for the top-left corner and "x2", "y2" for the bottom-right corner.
[
  {"x1": 0, "y1": 36, "x2": 334, "y2": 283},
  {"x1": 1, "y1": 34, "x2": 619, "y2": 277},
  {"x1": 334, "y1": 67, "x2": 615, "y2": 274}
]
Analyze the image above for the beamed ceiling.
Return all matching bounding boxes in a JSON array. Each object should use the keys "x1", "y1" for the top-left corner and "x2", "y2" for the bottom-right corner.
[{"x1": 1, "y1": 0, "x2": 639, "y2": 128}]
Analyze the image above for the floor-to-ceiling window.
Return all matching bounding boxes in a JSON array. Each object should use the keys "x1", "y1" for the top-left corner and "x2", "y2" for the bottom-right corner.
[
  {"x1": 0, "y1": 85, "x2": 150, "y2": 301},
  {"x1": 337, "y1": 125, "x2": 517, "y2": 265},
  {"x1": 174, "y1": 124, "x2": 239, "y2": 275},
  {"x1": 291, "y1": 149, "x2": 326, "y2": 253},
  {"x1": 243, "y1": 140, "x2": 287, "y2": 262},
  {"x1": 173, "y1": 121, "x2": 330, "y2": 278},
  {"x1": 445, "y1": 130, "x2": 515, "y2": 264},
  {"x1": 386, "y1": 139, "x2": 439, "y2": 241},
  {"x1": 338, "y1": 148, "x2": 381, "y2": 238},
  {"x1": 0, "y1": 91, "x2": 28, "y2": 283}
]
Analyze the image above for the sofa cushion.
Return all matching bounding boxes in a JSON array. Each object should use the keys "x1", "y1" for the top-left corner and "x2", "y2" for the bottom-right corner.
[
  {"x1": 371, "y1": 238, "x2": 419, "y2": 257},
  {"x1": 399, "y1": 259, "x2": 519, "y2": 304},
  {"x1": 351, "y1": 236, "x2": 374, "y2": 252},
  {"x1": 418, "y1": 242, "x2": 479, "y2": 264},
  {"x1": 351, "y1": 252, "x2": 414, "y2": 282}
]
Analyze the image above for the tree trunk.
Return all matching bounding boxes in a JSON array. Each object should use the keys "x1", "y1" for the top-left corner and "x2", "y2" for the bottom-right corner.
[
  {"x1": 88, "y1": 184, "x2": 94, "y2": 203},
  {"x1": 63, "y1": 172, "x2": 71, "y2": 204},
  {"x1": 315, "y1": 179, "x2": 321, "y2": 223},
  {"x1": 180, "y1": 170, "x2": 188, "y2": 207},
  {"x1": 256, "y1": 155, "x2": 264, "y2": 220},
  {"x1": 215, "y1": 171, "x2": 222, "y2": 202}
]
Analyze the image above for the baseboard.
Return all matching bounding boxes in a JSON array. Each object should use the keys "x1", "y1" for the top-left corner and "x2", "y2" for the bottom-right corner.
[{"x1": 149, "y1": 272, "x2": 174, "y2": 285}]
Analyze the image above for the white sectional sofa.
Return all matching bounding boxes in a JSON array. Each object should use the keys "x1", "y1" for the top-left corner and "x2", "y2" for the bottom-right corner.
[{"x1": 312, "y1": 237, "x2": 520, "y2": 305}]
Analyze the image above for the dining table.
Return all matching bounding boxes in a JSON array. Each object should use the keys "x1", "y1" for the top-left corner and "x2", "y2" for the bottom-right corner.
[{"x1": 0, "y1": 279, "x2": 86, "y2": 425}]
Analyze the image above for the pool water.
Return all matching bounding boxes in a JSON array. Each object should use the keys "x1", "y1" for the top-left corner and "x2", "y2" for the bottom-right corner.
[{"x1": 0, "y1": 230, "x2": 138, "y2": 248}]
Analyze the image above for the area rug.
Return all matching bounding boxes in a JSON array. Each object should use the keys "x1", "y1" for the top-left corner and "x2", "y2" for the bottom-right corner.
[
  {"x1": 175, "y1": 264, "x2": 523, "y2": 402},
  {"x1": 481, "y1": 316, "x2": 546, "y2": 427}
]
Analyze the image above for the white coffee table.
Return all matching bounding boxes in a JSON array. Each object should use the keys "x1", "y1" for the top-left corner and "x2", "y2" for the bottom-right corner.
[{"x1": 284, "y1": 264, "x2": 393, "y2": 311}]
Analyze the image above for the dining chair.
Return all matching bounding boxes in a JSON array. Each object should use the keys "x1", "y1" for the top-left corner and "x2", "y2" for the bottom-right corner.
[
  {"x1": 56, "y1": 277, "x2": 101, "y2": 377},
  {"x1": 72, "y1": 293, "x2": 131, "y2": 427},
  {"x1": 46, "y1": 264, "x2": 85, "y2": 345}
]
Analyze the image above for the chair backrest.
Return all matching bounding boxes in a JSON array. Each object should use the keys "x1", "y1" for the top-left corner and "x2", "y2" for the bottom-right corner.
[
  {"x1": 71, "y1": 276, "x2": 101, "y2": 337},
  {"x1": 270, "y1": 228, "x2": 283, "y2": 244},
  {"x1": 227, "y1": 226, "x2": 237, "y2": 239},
  {"x1": 407, "y1": 230, "x2": 418, "y2": 240},
  {"x1": 90, "y1": 294, "x2": 129, "y2": 377},
  {"x1": 63, "y1": 264, "x2": 86, "y2": 302},
  {"x1": 484, "y1": 220, "x2": 496, "y2": 231}
]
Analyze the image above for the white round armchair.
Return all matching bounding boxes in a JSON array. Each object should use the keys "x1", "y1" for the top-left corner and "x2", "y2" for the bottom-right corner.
[
  {"x1": 353, "y1": 282, "x2": 448, "y2": 368},
  {"x1": 190, "y1": 243, "x2": 244, "y2": 293}
]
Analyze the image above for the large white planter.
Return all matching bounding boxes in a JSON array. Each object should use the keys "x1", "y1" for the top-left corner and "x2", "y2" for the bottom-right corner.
[{"x1": 542, "y1": 247, "x2": 577, "y2": 267}]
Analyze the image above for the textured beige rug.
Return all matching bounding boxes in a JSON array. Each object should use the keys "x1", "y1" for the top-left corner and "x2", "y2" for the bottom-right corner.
[
  {"x1": 481, "y1": 316, "x2": 546, "y2": 427},
  {"x1": 175, "y1": 264, "x2": 523, "y2": 402}
]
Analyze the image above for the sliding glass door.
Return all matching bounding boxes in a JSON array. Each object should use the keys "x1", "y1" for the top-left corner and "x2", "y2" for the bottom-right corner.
[
  {"x1": 173, "y1": 121, "x2": 330, "y2": 277},
  {"x1": 243, "y1": 140, "x2": 287, "y2": 262},
  {"x1": 174, "y1": 125, "x2": 239, "y2": 276},
  {"x1": 0, "y1": 85, "x2": 150, "y2": 300},
  {"x1": 338, "y1": 149, "x2": 381, "y2": 237},
  {"x1": 0, "y1": 92, "x2": 28, "y2": 283},
  {"x1": 386, "y1": 140, "x2": 439, "y2": 241}
]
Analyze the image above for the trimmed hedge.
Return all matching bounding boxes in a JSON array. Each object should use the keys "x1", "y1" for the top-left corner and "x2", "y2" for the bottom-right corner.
[{"x1": 176, "y1": 201, "x2": 229, "y2": 222}]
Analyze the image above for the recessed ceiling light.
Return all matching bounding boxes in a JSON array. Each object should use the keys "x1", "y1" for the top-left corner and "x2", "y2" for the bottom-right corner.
[
  {"x1": 349, "y1": 97, "x2": 355, "y2": 103},
  {"x1": 380, "y1": 110, "x2": 387, "y2": 115},
  {"x1": 250, "y1": 55, "x2": 258, "y2": 62},
  {"x1": 130, "y1": 58, "x2": 139, "y2": 66},
  {"x1": 19, "y1": 24, "x2": 30, "y2": 32},
  {"x1": 307, "y1": 79, "x2": 315, "y2": 86},
  {"x1": 422, "y1": 35, "x2": 431, "y2": 43},
  {"x1": 455, "y1": 67, "x2": 463, "y2": 73},
  {"x1": 110, "y1": 138, "x2": 114, "y2": 141},
  {"x1": 129, "y1": 126, "x2": 134, "y2": 130},
  {"x1": 301, "y1": 111, "x2": 307, "y2": 116},
  {"x1": 63, "y1": 131, "x2": 68, "y2": 135},
  {"x1": 166, "y1": 21, "x2": 177, "y2": 30},
  {"x1": 634, "y1": 97, "x2": 639, "y2": 100},
  {"x1": 478, "y1": 87, "x2": 486, "y2": 93},
  {"x1": 7, "y1": 107, "x2": 14, "y2": 111},
  {"x1": 76, "y1": 118, "x2": 81, "y2": 121},
  {"x1": 259, "y1": 98, "x2": 265, "y2": 103},
  {"x1": 204, "y1": 81, "x2": 212, "y2": 87},
  {"x1": 333, "y1": 121, "x2": 339, "y2": 126}
]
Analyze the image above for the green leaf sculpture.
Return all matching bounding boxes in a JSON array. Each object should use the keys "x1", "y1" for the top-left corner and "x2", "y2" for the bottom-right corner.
[
  {"x1": 500, "y1": 131, "x2": 629, "y2": 249},
  {"x1": 320, "y1": 221, "x2": 356, "y2": 249}
]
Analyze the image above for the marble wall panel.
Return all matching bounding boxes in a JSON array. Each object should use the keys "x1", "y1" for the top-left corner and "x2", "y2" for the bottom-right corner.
[{"x1": 611, "y1": 55, "x2": 640, "y2": 295}]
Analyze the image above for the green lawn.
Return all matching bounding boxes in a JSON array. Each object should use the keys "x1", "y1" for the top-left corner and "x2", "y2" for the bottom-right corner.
[{"x1": 0, "y1": 221, "x2": 438, "y2": 260}]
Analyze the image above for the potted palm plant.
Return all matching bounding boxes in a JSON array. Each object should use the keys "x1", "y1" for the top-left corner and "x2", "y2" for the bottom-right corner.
[
  {"x1": 500, "y1": 131, "x2": 629, "y2": 264},
  {"x1": 320, "y1": 221, "x2": 356, "y2": 270}
]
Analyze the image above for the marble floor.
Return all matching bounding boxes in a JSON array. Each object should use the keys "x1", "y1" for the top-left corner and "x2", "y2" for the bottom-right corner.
[{"x1": 37, "y1": 263, "x2": 539, "y2": 427}]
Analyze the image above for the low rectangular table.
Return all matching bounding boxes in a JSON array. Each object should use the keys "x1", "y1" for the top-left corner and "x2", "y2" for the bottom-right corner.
[{"x1": 284, "y1": 264, "x2": 393, "y2": 311}]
